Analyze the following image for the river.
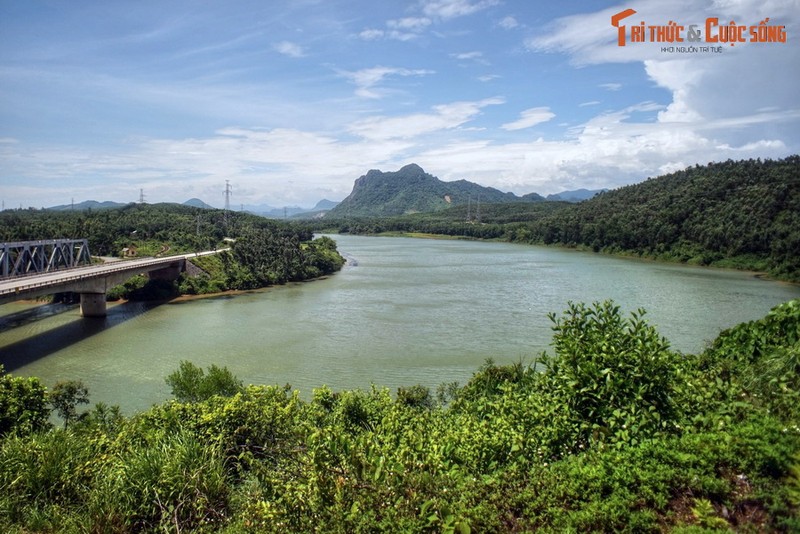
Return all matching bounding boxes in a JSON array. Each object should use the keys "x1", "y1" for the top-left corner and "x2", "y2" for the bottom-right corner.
[{"x1": 1, "y1": 235, "x2": 798, "y2": 413}]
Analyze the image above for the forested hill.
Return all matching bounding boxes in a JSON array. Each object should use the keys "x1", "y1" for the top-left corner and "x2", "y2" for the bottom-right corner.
[
  {"x1": 322, "y1": 156, "x2": 800, "y2": 281},
  {"x1": 522, "y1": 156, "x2": 800, "y2": 279},
  {"x1": 328, "y1": 163, "x2": 543, "y2": 217},
  {"x1": 0, "y1": 202, "x2": 345, "y2": 294}
]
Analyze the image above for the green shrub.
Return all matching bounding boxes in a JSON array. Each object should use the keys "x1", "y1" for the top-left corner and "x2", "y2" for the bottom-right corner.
[
  {"x1": 0, "y1": 365, "x2": 49, "y2": 437},
  {"x1": 538, "y1": 301, "x2": 683, "y2": 452},
  {"x1": 165, "y1": 360, "x2": 243, "y2": 403}
]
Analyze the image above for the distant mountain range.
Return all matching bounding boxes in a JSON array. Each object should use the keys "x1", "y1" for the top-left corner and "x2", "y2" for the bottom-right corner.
[
  {"x1": 546, "y1": 188, "x2": 607, "y2": 202},
  {"x1": 45, "y1": 169, "x2": 602, "y2": 217},
  {"x1": 47, "y1": 200, "x2": 131, "y2": 211},
  {"x1": 183, "y1": 198, "x2": 215, "y2": 209},
  {"x1": 240, "y1": 199, "x2": 341, "y2": 218}
]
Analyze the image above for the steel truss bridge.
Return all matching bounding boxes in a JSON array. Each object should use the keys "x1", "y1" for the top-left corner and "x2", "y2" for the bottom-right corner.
[
  {"x1": 0, "y1": 239, "x2": 226, "y2": 317},
  {"x1": 1, "y1": 239, "x2": 92, "y2": 279}
]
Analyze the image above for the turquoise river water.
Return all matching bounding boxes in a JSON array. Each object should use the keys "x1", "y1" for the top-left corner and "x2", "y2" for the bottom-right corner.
[{"x1": 1, "y1": 235, "x2": 798, "y2": 413}]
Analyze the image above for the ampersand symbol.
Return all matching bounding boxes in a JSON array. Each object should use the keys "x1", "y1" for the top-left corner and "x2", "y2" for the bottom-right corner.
[{"x1": 687, "y1": 24, "x2": 702, "y2": 41}]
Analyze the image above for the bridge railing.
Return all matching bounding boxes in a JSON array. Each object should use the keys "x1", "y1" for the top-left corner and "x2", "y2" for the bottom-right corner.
[{"x1": 0, "y1": 239, "x2": 92, "y2": 279}]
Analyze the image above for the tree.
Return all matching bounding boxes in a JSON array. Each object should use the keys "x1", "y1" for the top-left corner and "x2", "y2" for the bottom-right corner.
[
  {"x1": 49, "y1": 380, "x2": 90, "y2": 429},
  {"x1": 540, "y1": 301, "x2": 681, "y2": 450},
  {"x1": 165, "y1": 360, "x2": 243, "y2": 403},
  {"x1": 0, "y1": 365, "x2": 50, "y2": 437}
]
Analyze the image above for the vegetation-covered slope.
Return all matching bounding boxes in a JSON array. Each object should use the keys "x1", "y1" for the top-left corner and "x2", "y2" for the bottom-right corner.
[{"x1": 1, "y1": 299, "x2": 799, "y2": 532}]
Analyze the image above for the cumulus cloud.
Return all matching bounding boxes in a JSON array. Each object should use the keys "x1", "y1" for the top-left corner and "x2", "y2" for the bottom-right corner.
[{"x1": 527, "y1": 0, "x2": 800, "y2": 157}]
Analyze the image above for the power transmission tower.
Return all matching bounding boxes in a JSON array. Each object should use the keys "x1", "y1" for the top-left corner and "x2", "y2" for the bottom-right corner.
[
  {"x1": 139, "y1": 189, "x2": 146, "y2": 204},
  {"x1": 476, "y1": 194, "x2": 481, "y2": 223},
  {"x1": 223, "y1": 180, "x2": 232, "y2": 227},
  {"x1": 224, "y1": 180, "x2": 232, "y2": 211}
]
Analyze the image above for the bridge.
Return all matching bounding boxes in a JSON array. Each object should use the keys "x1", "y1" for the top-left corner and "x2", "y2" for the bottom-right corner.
[
  {"x1": 1, "y1": 239, "x2": 92, "y2": 278},
  {"x1": 0, "y1": 248, "x2": 226, "y2": 317}
]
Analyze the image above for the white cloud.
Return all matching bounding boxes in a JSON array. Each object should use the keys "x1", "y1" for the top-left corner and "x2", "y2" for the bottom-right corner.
[
  {"x1": 527, "y1": 0, "x2": 800, "y2": 154},
  {"x1": 358, "y1": 29, "x2": 385, "y2": 40},
  {"x1": 387, "y1": 17, "x2": 432, "y2": 31},
  {"x1": 498, "y1": 16, "x2": 519, "y2": 29},
  {"x1": 340, "y1": 66, "x2": 435, "y2": 99},
  {"x1": 348, "y1": 97, "x2": 504, "y2": 139},
  {"x1": 360, "y1": 17, "x2": 432, "y2": 42},
  {"x1": 273, "y1": 41, "x2": 305, "y2": 58},
  {"x1": 452, "y1": 51, "x2": 483, "y2": 60},
  {"x1": 501, "y1": 107, "x2": 556, "y2": 130},
  {"x1": 478, "y1": 74, "x2": 500, "y2": 82},
  {"x1": 420, "y1": 0, "x2": 500, "y2": 20},
  {"x1": 451, "y1": 51, "x2": 489, "y2": 65}
]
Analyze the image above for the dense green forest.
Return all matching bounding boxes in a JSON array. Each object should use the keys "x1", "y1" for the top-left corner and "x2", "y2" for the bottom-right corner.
[
  {"x1": 0, "y1": 203, "x2": 345, "y2": 298},
  {"x1": 318, "y1": 156, "x2": 800, "y2": 281},
  {"x1": 1, "y1": 299, "x2": 798, "y2": 532}
]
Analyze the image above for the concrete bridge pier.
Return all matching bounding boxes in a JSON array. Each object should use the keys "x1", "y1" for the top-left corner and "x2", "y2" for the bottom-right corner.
[{"x1": 80, "y1": 292, "x2": 107, "y2": 318}]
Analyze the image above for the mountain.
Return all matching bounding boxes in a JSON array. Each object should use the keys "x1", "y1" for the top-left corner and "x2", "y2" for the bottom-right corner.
[
  {"x1": 328, "y1": 163, "x2": 543, "y2": 217},
  {"x1": 546, "y1": 188, "x2": 607, "y2": 202},
  {"x1": 183, "y1": 198, "x2": 214, "y2": 209},
  {"x1": 312, "y1": 199, "x2": 339, "y2": 211},
  {"x1": 48, "y1": 200, "x2": 129, "y2": 211}
]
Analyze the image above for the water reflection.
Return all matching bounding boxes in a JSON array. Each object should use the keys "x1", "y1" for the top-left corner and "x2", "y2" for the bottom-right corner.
[{"x1": 0, "y1": 301, "x2": 164, "y2": 371}]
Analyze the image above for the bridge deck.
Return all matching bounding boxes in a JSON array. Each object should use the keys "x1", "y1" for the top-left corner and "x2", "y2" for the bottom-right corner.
[{"x1": 0, "y1": 249, "x2": 226, "y2": 305}]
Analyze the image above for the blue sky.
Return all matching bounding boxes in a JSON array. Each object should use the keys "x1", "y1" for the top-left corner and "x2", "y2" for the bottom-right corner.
[{"x1": 1, "y1": 0, "x2": 798, "y2": 209}]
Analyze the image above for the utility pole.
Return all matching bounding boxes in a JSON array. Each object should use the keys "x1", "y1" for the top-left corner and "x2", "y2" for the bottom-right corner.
[
  {"x1": 467, "y1": 195, "x2": 472, "y2": 222},
  {"x1": 476, "y1": 194, "x2": 481, "y2": 223}
]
